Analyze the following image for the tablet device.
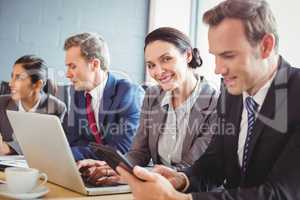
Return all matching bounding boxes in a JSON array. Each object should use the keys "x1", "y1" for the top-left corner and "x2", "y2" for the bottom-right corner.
[{"x1": 89, "y1": 143, "x2": 135, "y2": 174}]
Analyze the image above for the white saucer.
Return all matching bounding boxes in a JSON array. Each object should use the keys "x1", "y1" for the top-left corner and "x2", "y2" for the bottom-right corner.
[{"x1": 0, "y1": 184, "x2": 49, "y2": 199}]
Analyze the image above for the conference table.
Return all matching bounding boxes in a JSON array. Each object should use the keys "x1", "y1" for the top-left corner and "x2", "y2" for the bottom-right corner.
[{"x1": 0, "y1": 172, "x2": 133, "y2": 200}]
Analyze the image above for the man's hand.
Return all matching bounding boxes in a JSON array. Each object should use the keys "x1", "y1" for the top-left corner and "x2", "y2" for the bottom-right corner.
[
  {"x1": 153, "y1": 165, "x2": 188, "y2": 191},
  {"x1": 117, "y1": 166, "x2": 191, "y2": 200},
  {"x1": 0, "y1": 134, "x2": 11, "y2": 155},
  {"x1": 77, "y1": 159, "x2": 106, "y2": 171},
  {"x1": 77, "y1": 159, "x2": 122, "y2": 186}
]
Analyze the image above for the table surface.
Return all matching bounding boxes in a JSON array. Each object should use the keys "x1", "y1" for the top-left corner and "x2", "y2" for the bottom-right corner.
[{"x1": 0, "y1": 172, "x2": 133, "y2": 199}]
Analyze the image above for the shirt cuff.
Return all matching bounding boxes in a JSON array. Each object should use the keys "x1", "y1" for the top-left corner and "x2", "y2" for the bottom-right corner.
[{"x1": 177, "y1": 172, "x2": 190, "y2": 192}]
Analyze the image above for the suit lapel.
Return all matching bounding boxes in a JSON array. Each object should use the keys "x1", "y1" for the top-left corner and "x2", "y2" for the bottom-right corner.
[
  {"x1": 246, "y1": 77, "x2": 276, "y2": 165},
  {"x1": 181, "y1": 87, "x2": 215, "y2": 158},
  {"x1": 78, "y1": 91, "x2": 86, "y2": 113},
  {"x1": 149, "y1": 89, "x2": 168, "y2": 164},
  {"x1": 245, "y1": 56, "x2": 287, "y2": 174},
  {"x1": 219, "y1": 93, "x2": 244, "y2": 186},
  {"x1": 73, "y1": 91, "x2": 87, "y2": 124},
  {"x1": 227, "y1": 94, "x2": 243, "y2": 168},
  {"x1": 35, "y1": 93, "x2": 48, "y2": 113},
  {"x1": 181, "y1": 105, "x2": 199, "y2": 158},
  {"x1": 99, "y1": 73, "x2": 115, "y2": 125}
]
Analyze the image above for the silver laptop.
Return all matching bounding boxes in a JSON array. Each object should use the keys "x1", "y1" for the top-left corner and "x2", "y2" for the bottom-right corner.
[{"x1": 6, "y1": 110, "x2": 131, "y2": 196}]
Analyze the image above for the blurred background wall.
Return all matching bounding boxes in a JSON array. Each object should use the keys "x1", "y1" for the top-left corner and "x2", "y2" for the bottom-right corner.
[{"x1": 0, "y1": 0, "x2": 149, "y2": 84}]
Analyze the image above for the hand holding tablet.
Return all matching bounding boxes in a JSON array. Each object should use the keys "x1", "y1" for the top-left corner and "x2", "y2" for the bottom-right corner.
[{"x1": 89, "y1": 143, "x2": 135, "y2": 174}]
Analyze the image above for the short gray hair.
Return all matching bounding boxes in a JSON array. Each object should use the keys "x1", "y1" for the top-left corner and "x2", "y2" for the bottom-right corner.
[{"x1": 64, "y1": 32, "x2": 110, "y2": 70}]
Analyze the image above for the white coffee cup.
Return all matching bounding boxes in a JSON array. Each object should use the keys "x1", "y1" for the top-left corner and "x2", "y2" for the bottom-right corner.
[{"x1": 4, "y1": 167, "x2": 47, "y2": 194}]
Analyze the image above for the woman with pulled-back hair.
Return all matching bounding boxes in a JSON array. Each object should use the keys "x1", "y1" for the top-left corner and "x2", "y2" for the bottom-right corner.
[
  {"x1": 126, "y1": 27, "x2": 218, "y2": 169},
  {"x1": 0, "y1": 55, "x2": 66, "y2": 155},
  {"x1": 77, "y1": 27, "x2": 218, "y2": 186}
]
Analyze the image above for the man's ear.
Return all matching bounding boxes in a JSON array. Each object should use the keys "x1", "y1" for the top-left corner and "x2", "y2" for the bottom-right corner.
[
  {"x1": 90, "y1": 58, "x2": 102, "y2": 71},
  {"x1": 260, "y1": 33, "x2": 275, "y2": 59}
]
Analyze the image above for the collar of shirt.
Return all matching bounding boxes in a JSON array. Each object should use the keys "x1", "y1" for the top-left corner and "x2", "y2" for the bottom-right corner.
[
  {"x1": 161, "y1": 90, "x2": 172, "y2": 111},
  {"x1": 242, "y1": 70, "x2": 277, "y2": 111},
  {"x1": 85, "y1": 75, "x2": 108, "y2": 110},
  {"x1": 18, "y1": 95, "x2": 41, "y2": 112},
  {"x1": 84, "y1": 75, "x2": 108, "y2": 130},
  {"x1": 160, "y1": 76, "x2": 202, "y2": 111},
  {"x1": 238, "y1": 70, "x2": 277, "y2": 166}
]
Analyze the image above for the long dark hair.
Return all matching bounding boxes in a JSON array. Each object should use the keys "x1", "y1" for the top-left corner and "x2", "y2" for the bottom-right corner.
[{"x1": 145, "y1": 27, "x2": 203, "y2": 69}]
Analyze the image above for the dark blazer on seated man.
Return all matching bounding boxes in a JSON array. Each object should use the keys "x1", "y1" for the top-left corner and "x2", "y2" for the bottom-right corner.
[
  {"x1": 0, "y1": 93, "x2": 66, "y2": 154},
  {"x1": 65, "y1": 73, "x2": 144, "y2": 160},
  {"x1": 185, "y1": 57, "x2": 300, "y2": 199}
]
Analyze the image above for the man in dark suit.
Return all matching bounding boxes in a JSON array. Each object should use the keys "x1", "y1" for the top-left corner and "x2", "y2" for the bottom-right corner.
[
  {"x1": 63, "y1": 32, "x2": 144, "y2": 160},
  {"x1": 116, "y1": 0, "x2": 300, "y2": 199}
]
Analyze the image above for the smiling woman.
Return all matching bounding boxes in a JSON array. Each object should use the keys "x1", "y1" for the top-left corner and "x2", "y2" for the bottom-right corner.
[
  {"x1": 0, "y1": 55, "x2": 67, "y2": 155},
  {"x1": 144, "y1": 29, "x2": 202, "y2": 96},
  {"x1": 76, "y1": 27, "x2": 218, "y2": 186},
  {"x1": 127, "y1": 27, "x2": 218, "y2": 169}
]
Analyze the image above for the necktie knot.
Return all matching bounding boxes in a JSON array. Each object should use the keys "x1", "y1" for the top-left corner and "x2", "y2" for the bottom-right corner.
[
  {"x1": 86, "y1": 92, "x2": 92, "y2": 102},
  {"x1": 86, "y1": 93, "x2": 93, "y2": 114}
]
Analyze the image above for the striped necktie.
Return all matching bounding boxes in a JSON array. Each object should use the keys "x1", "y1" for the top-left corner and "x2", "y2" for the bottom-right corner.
[{"x1": 242, "y1": 96, "x2": 258, "y2": 175}]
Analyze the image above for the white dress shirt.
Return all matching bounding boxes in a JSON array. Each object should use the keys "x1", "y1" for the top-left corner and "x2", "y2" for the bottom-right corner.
[
  {"x1": 158, "y1": 78, "x2": 202, "y2": 166},
  {"x1": 182, "y1": 72, "x2": 278, "y2": 195},
  {"x1": 238, "y1": 73, "x2": 277, "y2": 166},
  {"x1": 84, "y1": 76, "x2": 108, "y2": 130},
  {"x1": 18, "y1": 96, "x2": 41, "y2": 112}
]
